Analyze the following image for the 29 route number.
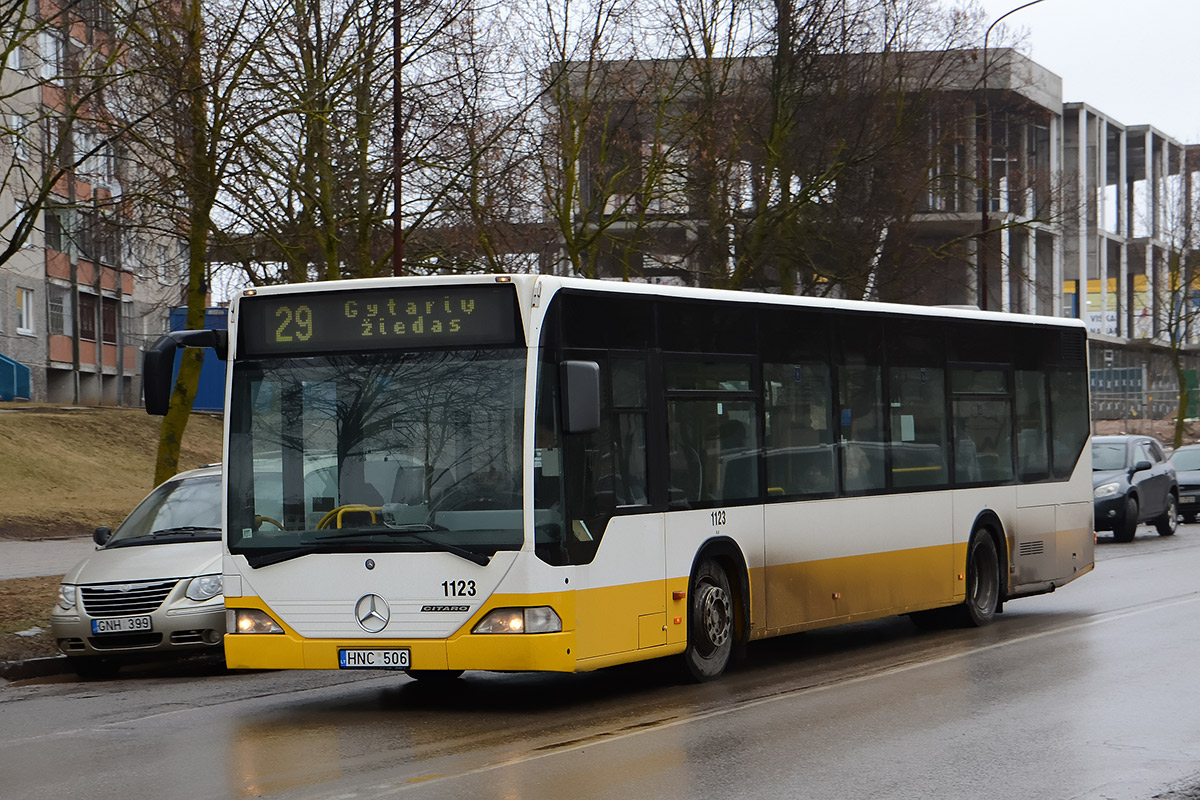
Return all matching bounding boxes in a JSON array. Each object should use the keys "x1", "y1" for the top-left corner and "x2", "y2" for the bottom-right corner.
[{"x1": 274, "y1": 304, "x2": 314, "y2": 343}]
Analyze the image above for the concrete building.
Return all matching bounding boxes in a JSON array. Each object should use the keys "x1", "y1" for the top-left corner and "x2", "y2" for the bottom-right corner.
[{"x1": 0, "y1": 1, "x2": 186, "y2": 405}]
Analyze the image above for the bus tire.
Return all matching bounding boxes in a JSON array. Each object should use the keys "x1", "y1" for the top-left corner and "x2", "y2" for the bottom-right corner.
[
  {"x1": 960, "y1": 529, "x2": 1001, "y2": 627},
  {"x1": 683, "y1": 559, "x2": 734, "y2": 682}
]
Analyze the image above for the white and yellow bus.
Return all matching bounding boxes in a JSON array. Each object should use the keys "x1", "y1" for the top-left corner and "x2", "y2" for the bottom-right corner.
[{"x1": 145, "y1": 275, "x2": 1093, "y2": 681}]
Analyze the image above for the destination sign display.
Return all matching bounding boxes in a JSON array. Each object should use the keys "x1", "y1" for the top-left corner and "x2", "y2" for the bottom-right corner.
[{"x1": 238, "y1": 284, "x2": 521, "y2": 356}]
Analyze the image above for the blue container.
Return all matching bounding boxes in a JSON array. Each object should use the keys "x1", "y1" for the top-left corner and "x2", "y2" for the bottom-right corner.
[
  {"x1": 168, "y1": 307, "x2": 227, "y2": 412},
  {"x1": 0, "y1": 353, "x2": 32, "y2": 401}
]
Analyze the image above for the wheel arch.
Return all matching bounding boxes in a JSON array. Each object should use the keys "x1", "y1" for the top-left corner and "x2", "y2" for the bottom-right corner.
[
  {"x1": 690, "y1": 537, "x2": 751, "y2": 646},
  {"x1": 969, "y1": 509, "x2": 1009, "y2": 601}
]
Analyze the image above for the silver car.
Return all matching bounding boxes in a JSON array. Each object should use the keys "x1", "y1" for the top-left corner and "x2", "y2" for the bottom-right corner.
[{"x1": 49, "y1": 465, "x2": 224, "y2": 679}]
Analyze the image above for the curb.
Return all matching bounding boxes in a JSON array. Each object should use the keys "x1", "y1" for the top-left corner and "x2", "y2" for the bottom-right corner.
[{"x1": 1, "y1": 654, "x2": 70, "y2": 681}]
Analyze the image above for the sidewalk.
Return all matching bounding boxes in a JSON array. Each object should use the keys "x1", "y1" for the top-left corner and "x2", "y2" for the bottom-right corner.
[{"x1": 0, "y1": 538, "x2": 97, "y2": 581}]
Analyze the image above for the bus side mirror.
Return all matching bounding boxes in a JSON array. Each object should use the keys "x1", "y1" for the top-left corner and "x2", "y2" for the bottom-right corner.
[
  {"x1": 143, "y1": 329, "x2": 229, "y2": 416},
  {"x1": 560, "y1": 360, "x2": 600, "y2": 435}
]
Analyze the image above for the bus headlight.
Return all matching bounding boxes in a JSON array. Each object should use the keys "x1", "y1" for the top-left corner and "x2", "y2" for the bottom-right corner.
[
  {"x1": 185, "y1": 574, "x2": 223, "y2": 601},
  {"x1": 57, "y1": 584, "x2": 77, "y2": 611},
  {"x1": 228, "y1": 609, "x2": 284, "y2": 634},
  {"x1": 1093, "y1": 482, "x2": 1121, "y2": 499},
  {"x1": 472, "y1": 607, "x2": 562, "y2": 634}
]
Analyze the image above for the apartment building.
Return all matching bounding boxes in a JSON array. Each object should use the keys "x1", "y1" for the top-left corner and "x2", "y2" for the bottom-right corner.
[{"x1": 0, "y1": 0, "x2": 185, "y2": 404}]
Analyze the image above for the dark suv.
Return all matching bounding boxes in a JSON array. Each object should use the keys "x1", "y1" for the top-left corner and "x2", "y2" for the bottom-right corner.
[{"x1": 1092, "y1": 435, "x2": 1178, "y2": 542}]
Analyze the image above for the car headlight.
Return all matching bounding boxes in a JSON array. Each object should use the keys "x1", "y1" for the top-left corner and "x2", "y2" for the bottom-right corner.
[
  {"x1": 185, "y1": 574, "x2": 223, "y2": 601},
  {"x1": 56, "y1": 584, "x2": 77, "y2": 611},
  {"x1": 1094, "y1": 482, "x2": 1121, "y2": 499},
  {"x1": 472, "y1": 607, "x2": 562, "y2": 634},
  {"x1": 228, "y1": 608, "x2": 284, "y2": 634}
]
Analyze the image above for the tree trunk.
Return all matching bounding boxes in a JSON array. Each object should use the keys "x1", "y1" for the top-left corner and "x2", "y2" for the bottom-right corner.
[{"x1": 1174, "y1": 345, "x2": 1189, "y2": 450}]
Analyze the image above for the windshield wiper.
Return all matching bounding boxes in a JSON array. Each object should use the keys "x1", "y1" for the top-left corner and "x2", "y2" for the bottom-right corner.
[
  {"x1": 244, "y1": 547, "x2": 315, "y2": 568},
  {"x1": 315, "y1": 527, "x2": 490, "y2": 566},
  {"x1": 151, "y1": 526, "x2": 220, "y2": 536},
  {"x1": 107, "y1": 526, "x2": 221, "y2": 547}
]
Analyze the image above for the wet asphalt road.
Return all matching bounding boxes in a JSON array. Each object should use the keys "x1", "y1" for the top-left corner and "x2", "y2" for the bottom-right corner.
[{"x1": 3, "y1": 524, "x2": 1200, "y2": 800}]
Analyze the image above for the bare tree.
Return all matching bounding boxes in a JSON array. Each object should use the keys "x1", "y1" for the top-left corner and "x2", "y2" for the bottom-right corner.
[
  {"x1": 1152, "y1": 146, "x2": 1200, "y2": 448},
  {"x1": 219, "y1": 0, "x2": 396, "y2": 284},
  {"x1": 113, "y1": 0, "x2": 283, "y2": 483}
]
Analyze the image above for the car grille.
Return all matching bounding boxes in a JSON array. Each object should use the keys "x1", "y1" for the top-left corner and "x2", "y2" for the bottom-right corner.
[
  {"x1": 88, "y1": 633, "x2": 163, "y2": 650},
  {"x1": 81, "y1": 580, "x2": 179, "y2": 617}
]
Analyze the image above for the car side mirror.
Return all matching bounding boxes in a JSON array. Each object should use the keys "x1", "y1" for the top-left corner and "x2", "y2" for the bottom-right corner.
[
  {"x1": 1131, "y1": 460, "x2": 1152, "y2": 474},
  {"x1": 93, "y1": 526, "x2": 112, "y2": 546}
]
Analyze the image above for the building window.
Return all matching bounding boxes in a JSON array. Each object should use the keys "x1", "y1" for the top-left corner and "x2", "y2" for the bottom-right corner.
[
  {"x1": 45, "y1": 207, "x2": 68, "y2": 252},
  {"x1": 44, "y1": 117, "x2": 71, "y2": 169},
  {"x1": 9, "y1": 114, "x2": 28, "y2": 161},
  {"x1": 3, "y1": 34, "x2": 22, "y2": 72},
  {"x1": 79, "y1": 293, "x2": 97, "y2": 341},
  {"x1": 49, "y1": 287, "x2": 73, "y2": 336},
  {"x1": 102, "y1": 297, "x2": 118, "y2": 343},
  {"x1": 122, "y1": 300, "x2": 136, "y2": 346},
  {"x1": 39, "y1": 30, "x2": 64, "y2": 85},
  {"x1": 16, "y1": 288, "x2": 34, "y2": 335}
]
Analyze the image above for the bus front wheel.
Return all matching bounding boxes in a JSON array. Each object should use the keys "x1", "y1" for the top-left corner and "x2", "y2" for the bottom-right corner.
[
  {"x1": 683, "y1": 559, "x2": 734, "y2": 682},
  {"x1": 961, "y1": 530, "x2": 1001, "y2": 627}
]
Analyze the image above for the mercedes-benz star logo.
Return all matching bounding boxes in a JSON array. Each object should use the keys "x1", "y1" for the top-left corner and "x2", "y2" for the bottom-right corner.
[{"x1": 354, "y1": 594, "x2": 390, "y2": 633}]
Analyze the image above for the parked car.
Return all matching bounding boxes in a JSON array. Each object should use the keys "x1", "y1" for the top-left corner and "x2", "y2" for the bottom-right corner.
[
  {"x1": 1092, "y1": 435, "x2": 1178, "y2": 542},
  {"x1": 49, "y1": 465, "x2": 224, "y2": 679},
  {"x1": 1168, "y1": 443, "x2": 1200, "y2": 523}
]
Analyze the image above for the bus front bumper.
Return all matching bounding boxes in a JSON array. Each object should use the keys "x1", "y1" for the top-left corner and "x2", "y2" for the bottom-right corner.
[{"x1": 224, "y1": 627, "x2": 578, "y2": 673}]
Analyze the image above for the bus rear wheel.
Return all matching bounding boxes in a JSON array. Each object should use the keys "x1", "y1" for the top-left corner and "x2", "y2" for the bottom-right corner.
[
  {"x1": 961, "y1": 530, "x2": 1001, "y2": 627},
  {"x1": 683, "y1": 559, "x2": 734, "y2": 682}
]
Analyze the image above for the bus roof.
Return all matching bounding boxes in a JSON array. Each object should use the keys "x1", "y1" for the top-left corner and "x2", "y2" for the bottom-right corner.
[{"x1": 234, "y1": 274, "x2": 1087, "y2": 332}]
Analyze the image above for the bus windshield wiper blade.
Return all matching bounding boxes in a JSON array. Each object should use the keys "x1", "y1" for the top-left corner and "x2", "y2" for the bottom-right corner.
[
  {"x1": 150, "y1": 526, "x2": 221, "y2": 536},
  {"x1": 244, "y1": 547, "x2": 315, "y2": 568},
  {"x1": 315, "y1": 528, "x2": 490, "y2": 566}
]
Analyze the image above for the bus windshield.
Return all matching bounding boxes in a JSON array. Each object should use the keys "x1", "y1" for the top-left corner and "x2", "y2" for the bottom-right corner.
[{"x1": 226, "y1": 348, "x2": 525, "y2": 567}]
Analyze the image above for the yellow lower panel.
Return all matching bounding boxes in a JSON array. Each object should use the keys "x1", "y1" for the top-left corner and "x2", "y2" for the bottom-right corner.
[
  {"x1": 764, "y1": 543, "x2": 960, "y2": 632},
  {"x1": 574, "y1": 579, "x2": 665, "y2": 660}
]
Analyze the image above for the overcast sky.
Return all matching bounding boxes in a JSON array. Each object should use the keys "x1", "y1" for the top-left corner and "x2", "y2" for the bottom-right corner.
[{"x1": 978, "y1": 0, "x2": 1200, "y2": 143}]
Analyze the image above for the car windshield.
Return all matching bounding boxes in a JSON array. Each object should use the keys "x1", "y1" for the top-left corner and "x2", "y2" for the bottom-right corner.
[
  {"x1": 1092, "y1": 442, "x2": 1129, "y2": 471},
  {"x1": 107, "y1": 474, "x2": 222, "y2": 546},
  {"x1": 227, "y1": 349, "x2": 526, "y2": 566},
  {"x1": 1170, "y1": 448, "x2": 1200, "y2": 471}
]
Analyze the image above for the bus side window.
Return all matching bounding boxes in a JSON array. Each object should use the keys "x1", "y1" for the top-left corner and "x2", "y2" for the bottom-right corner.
[
  {"x1": 764, "y1": 362, "x2": 835, "y2": 498},
  {"x1": 889, "y1": 366, "x2": 948, "y2": 489},
  {"x1": 951, "y1": 368, "x2": 1014, "y2": 484},
  {"x1": 1016, "y1": 370, "x2": 1050, "y2": 480},
  {"x1": 1050, "y1": 370, "x2": 1088, "y2": 479}
]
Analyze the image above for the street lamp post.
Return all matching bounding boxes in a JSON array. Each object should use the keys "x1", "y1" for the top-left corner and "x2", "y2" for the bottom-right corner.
[
  {"x1": 393, "y1": 5, "x2": 404, "y2": 276},
  {"x1": 979, "y1": 0, "x2": 1048, "y2": 311}
]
